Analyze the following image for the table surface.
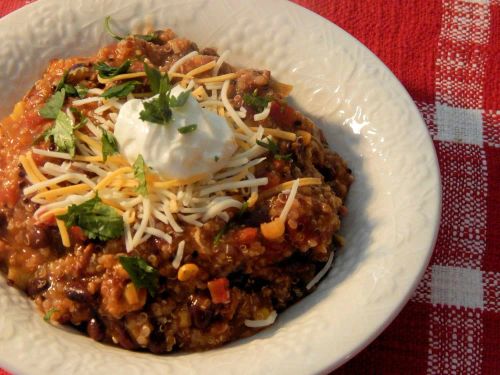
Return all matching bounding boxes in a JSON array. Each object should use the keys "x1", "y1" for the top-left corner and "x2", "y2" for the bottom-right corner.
[{"x1": 0, "y1": 0, "x2": 499, "y2": 374}]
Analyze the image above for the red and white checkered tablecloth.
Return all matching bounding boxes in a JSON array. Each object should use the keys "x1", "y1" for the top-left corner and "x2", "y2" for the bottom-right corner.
[{"x1": 1, "y1": 0, "x2": 499, "y2": 374}]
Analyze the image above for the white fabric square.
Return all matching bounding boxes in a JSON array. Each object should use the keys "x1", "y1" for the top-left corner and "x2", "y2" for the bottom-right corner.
[
  {"x1": 431, "y1": 265, "x2": 484, "y2": 308},
  {"x1": 435, "y1": 104, "x2": 483, "y2": 145}
]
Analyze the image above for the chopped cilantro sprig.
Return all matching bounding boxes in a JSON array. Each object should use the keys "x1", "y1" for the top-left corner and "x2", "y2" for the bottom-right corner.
[
  {"x1": 57, "y1": 195, "x2": 124, "y2": 241},
  {"x1": 118, "y1": 255, "x2": 159, "y2": 297}
]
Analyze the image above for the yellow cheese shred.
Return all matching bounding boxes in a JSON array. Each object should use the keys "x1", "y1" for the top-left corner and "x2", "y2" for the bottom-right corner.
[
  {"x1": 75, "y1": 131, "x2": 102, "y2": 153},
  {"x1": 39, "y1": 207, "x2": 68, "y2": 222},
  {"x1": 33, "y1": 183, "x2": 91, "y2": 202},
  {"x1": 250, "y1": 127, "x2": 297, "y2": 142},
  {"x1": 94, "y1": 167, "x2": 133, "y2": 190},
  {"x1": 56, "y1": 219, "x2": 71, "y2": 247},
  {"x1": 196, "y1": 73, "x2": 238, "y2": 84},
  {"x1": 97, "y1": 71, "x2": 146, "y2": 84},
  {"x1": 153, "y1": 173, "x2": 207, "y2": 189},
  {"x1": 259, "y1": 177, "x2": 322, "y2": 200},
  {"x1": 186, "y1": 60, "x2": 216, "y2": 77}
]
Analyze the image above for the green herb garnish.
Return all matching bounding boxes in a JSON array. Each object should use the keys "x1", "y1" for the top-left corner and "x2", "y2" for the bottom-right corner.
[
  {"x1": 101, "y1": 81, "x2": 140, "y2": 98},
  {"x1": 143, "y1": 62, "x2": 162, "y2": 94},
  {"x1": 43, "y1": 307, "x2": 59, "y2": 322},
  {"x1": 75, "y1": 84, "x2": 89, "y2": 99},
  {"x1": 104, "y1": 16, "x2": 160, "y2": 43},
  {"x1": 95, "y1": 60, "x2": 131, "y2": 79},
  {"x1": 214, "y1": 155, "x2": 220, "y2": 162},
  {"x1": 42, "y1": 111, "x2": 77, "y2": 157},
  {"x1": 101, "y1": 129, "x2": 119, "y2": 161},
  {"x1": 133, "y1": 154, "x2": 148, "y2": 196},
  {"x1": 169, "y1": 90, "x2": 191, "y2": 107},
  {"x1": 177, "y1": 124, "x2": 197, "y2": 134},
  {"x1": 139, "y1": 77, "x2": 172, "y2": 124},
  {"x1": 118, "y1": 255, "x2": 159, "y2": 297},
  {"x1": 57, "y1": 195, "x2": 124, "y2": 241},
  {"x1": 256, "y1": 138, "x2": 292, "y2": 161},
  {"x1": 69, "y1": 107, "x2": 88, "y2": 129},
  {"x1": 243, "y1": 92, "x2": 272, "y2": 112},
  {"x1": 39, "y1": 89, "x2": 66, "y2": 119}
]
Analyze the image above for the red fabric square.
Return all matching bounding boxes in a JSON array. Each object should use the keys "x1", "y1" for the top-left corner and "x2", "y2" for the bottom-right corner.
[
  {"x1": 482, "y1": 310, "x2": 500, "y2": 373},
  {"x1": 292, "y1": 0, "x2": 442, "y2": 103},
  {"x1": 483, "y1": 3, "x2": 500, "y2": 111},
  {"x1": 484, "y1": 146, "x2": 500, "y2": 272},
  {"x1": 334, "y1": 301, "x2": 431, "y2": 374}
]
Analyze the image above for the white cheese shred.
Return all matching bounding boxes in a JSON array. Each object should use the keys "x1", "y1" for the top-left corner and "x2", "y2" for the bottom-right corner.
[
  {"x1": 221, "y1": 80, "x2": 254, "y2": 136},
  {"x1": 279, "y1": 178, "x2": 300, "y2": 223},
  {"x1": 253, "y1": 102, "x2": 272, "y2": 122},
  {"x1": 244, "y1": 310, "x2": 278, "y2": 328},
  {"x1": 168, "y1": 50, "x2": 199, "y2": 75},
  {"x1": 306, "y1": 251, "x2": 335, "y2": 290},
  {"x1": 172, "y1": 240, "x2": 186, "y2": 269}
]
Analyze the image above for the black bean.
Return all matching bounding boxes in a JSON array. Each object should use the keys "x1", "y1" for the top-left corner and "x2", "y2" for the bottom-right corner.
[
  {"x1": 188, "y1": 295, "x2": 213, "y2": 330},
  {"x1": 25, "y1": 225, "x2": 49, "y2": 248},
  {"x1": 108, "y1": 321, "x2": 137, "y2": 350},
  {"x1": 26, "y1": 278, "x2": 50, "y2": 297},
  {"x1": 65, "y1": 284, "x2": 92, "y2": 303},
  {"x1": 0, "y1": 211, "x2": 7, "y2": 237},
  {"x1": 87, "y1": 318, "x2": 104, "y2": 342}
]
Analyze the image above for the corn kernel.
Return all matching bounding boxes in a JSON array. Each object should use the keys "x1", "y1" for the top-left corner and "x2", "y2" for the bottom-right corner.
[
  {"x1": 177, "y1": 263, "x2": 200, "y2": 282},
  {"x1": 10, "y1": 101, "x2": 25, "y2": 121},
  {"x1": 124, "y1": 282, "x2": 139, "y2": 304}
]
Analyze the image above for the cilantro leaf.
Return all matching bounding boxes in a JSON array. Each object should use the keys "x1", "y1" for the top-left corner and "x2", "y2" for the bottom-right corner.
[
  {"x1": 70, "y1": 107, "x2": 88, "y2": 129},
  {"x1": 104, "y1": 15, "x2": 125, "y2": 41},
  {"x1": 118, "y1": 256, "x2": 158, "y2": 297},
  {"x1": 39, "y1": 89, "x2": 66, "y2": 119},
  {"x1": 42, "y1": 111, "x2": 77, "y2": 157},
  {"x1": 133, "y1": 154, "x2": 148, "y2": 196},
  {"x1": 243, "y1": 93, "x2": 271, "y2": 112},
  {"x1": 104, "y1": 16, "x2": 161, "y2": 44},
  {"x1": 143, "y1": 62, "x2": 162, "y2": 94},
  {"x1": 177, "y1": 124, "x2": 197, "y2": 134},
  {"x1": 101, "y1": 81, "x2": 140, "y2": 98},
  {"x1": 101, "y1": 130, "x2": 119, "y2": 161},
  {"x1": 256, "y1": 138, "x2": 279, "y2": 154},
  {"x1": 63, "y1": 84, "x2": 78, "y2": 96},
  {"x1": 139, "y1": 78, "x2": 172, "y2": 125},
  {"x1": 95, "y1": 60, "x2": 131, "y2": 79},
  {"x1": 55, "y1": 71, "x2": 69, "y2": 92},
  {"x1": 57, "y1": 195, "x2": 124, "y2": 241},
  {"x1": 75, "y1": 84, "x2": 89, "y2": 99},
  {"x1": 43, "y1": 307, "x2": 59, "y2": 322},
  {"x1": 256, "y1": 138, "x2": 292, "y2": 161},
  {"x1": 169, "y1": 90, "x2": 191, "y2": 107},
  {"x1": 213, "y1": 203, "x2": 249, "y2": 245}
]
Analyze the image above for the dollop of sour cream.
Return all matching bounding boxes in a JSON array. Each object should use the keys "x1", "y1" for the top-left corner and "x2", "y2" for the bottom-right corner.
[{"x1": 114, "y1": 86, "x2": 237, "y2": 180}]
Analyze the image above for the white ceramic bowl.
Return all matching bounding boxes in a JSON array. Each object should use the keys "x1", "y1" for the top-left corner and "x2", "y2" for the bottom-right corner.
[{"x1": 0, "y1": 0, "x2": 441, "y2": 374}]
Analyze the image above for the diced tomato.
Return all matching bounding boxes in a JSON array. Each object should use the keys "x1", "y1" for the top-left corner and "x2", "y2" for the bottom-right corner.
[
  {"x1": 70, "y1": 226, "x2": 87, "y2": 242},
  {"x1": 270, "y1": 101, "x2": 297, "y2": 127},
  {"x1": 207, "y1": 278, "x2": 231, "y2": 304},
  {"x1": 236, "y1": 227, "x2": 258, "y2": 244}
]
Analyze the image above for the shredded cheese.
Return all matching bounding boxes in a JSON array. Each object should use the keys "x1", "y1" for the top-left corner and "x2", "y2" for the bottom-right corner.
[
  {"x1": 259, "y1": 177, "x2": 322, "y2": 200},
  {"x1": 56, "y1": 219, "x2": 71, "y2": 247},
  {"x1": 168, "y1": 50, "x2": 199, "y2": 76},
  {"x1": 172, "y1": 240, "x2": 185, "y2": 269},
  {"x1": 97, "y1": 71, "x2": 146, "y2": 84},
  {"x1": 279, "y1": 179, "x2": 300, "y2": 223},
  {"x1": 186, "y1": 60, "x2": 216, "y2": 77},
  {"x1": 244, "y1": 310, "x2": 278, "y2": 328},
  {"x1": 250, "y1": 127, "x2": 297, "y2": 141},
  {"x1": 306, "y1": 251, "x2": 334, "y2": 290},
  {"x1": 253, "y1": 102, "x2": 272, "y2": 122}
]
